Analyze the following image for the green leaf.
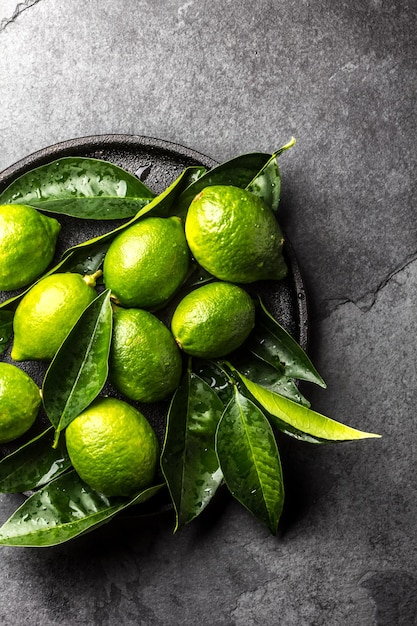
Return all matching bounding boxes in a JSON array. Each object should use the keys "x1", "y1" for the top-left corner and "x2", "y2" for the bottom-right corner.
[
  {"x1": 228, "y1": 353, "x2": 310, "y2": 407},
  {"x1": 42, "y1": 290, "x2": 112, "y2": 441},
  {"x1": 248, "y1": 298, "x2": 326, "y2": 388},
  {"x1": 0, "y1": 427, "x2": 71, "y2": 493},
  {"x1": 0, "y1": 157, "x2": 155, "y2": 219},
  {"x1": 216, "y1": 387, "x2": 284, "y2": 534},
  {"x1": 239, "y1": 373, "x2": 381, "y2": 442},
  {"x1": 0, "y1": 470, "x2": 164, "y2": 547},
  {"x1": 0, "y1": 310, "x2": 13, "y2": 355},
  {"x1": 245, "y1": 139, "x2": 295, "y2": 212},
  {"x1": 175, "y1": 152, "x2": 274, "y2": 215},
  {"x1": 192, "y1": 359, "x2": 235, "y2": 405},
  {"x1": 161, "y1": 369, "x2": 225, "y2": 531},
  {"x1": 245, "y1": 153, "x2": 281, "y2": 213}
]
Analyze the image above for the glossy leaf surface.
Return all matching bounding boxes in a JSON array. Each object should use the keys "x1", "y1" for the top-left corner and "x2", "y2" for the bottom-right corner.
[
  {"x1": 245, "y1": 139, "x2": 295, "y2": 212},
  {"x1": 161, "y1": 370, "x2": 224, "y2": 530},
  {"x1": 42, "y1": 290, "x2": 112, "y2": 438},
  {"x1": 239, "y1": 374, "x2": 381, "y2": 442},
  {"x1": 175, "y1": 152, "x2": 273, "y2": 215},
  {"x1": 192, "y1": 359, "x2": 234, "y2": 405},
  {"x1": 216, "y1": 387, "x2": 284, "y2": 534},
  {"x1": 0, "y1": 157, "x2": 155, "y2": 219},
  {"x1": 228, "y1": 353, "x2": 310, "y2": 406},
  {"x1": 0, "y1": 310, "x2": 13, "y2": 355},
  {"x1": 0, "y1": 470, "x2": 164, "y2": 547},
  {"x1": 248, "y1": 298, "x2": 326, "y2": 388},
  {"x1": 245, "y1": 153, "x2": 281, "y2": 213},
  {"x1": 0, "y1": 427, "x2": 71, "y2": 493}
]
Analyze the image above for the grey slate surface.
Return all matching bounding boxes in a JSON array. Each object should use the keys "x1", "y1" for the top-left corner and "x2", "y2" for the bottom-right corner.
[{"x1": 0, "y1": 1, "x2": 416, "y2": 624}]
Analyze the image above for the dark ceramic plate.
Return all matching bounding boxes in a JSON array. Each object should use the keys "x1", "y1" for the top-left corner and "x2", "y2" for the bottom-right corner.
[{"x1": 0, "y1": 134, "x2": 308, "y2": 511}]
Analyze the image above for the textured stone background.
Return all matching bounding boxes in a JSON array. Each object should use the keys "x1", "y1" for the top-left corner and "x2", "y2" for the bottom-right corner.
[{"x1": 0, "y1": 1, "x2": 416, "y2": 624}]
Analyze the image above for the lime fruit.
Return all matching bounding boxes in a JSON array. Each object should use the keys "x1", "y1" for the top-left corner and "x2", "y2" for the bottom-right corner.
[
  {"x1": 171, "y1": 281, "x2": 255, "y2": 358},
  {"x1": 65, "y1": 397, "x2": 159, "y2": 497},
  {"x1": 0, "y1": 204, "x2": 60, "y2": 291},
  {"x1": 11, "y1": 272, "x2": 97, "y2": 361},
  {"x1": 110, "y1": 307, "x2": 182, "y2": 403},
  {"x1": 185, "y1": 185, "x2": 287, "y2": 283},
  {"x1": 103, "y1": 216, "x2": 189, "y2": 309},
  {"x1": 0, "y1": 362, "x2": 41, "y2": 443}
]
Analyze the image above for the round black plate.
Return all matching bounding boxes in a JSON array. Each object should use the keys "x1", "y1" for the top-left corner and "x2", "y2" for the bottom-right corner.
[{"x1": 0, "y1": 134, "x2": 309, "y2": 511}]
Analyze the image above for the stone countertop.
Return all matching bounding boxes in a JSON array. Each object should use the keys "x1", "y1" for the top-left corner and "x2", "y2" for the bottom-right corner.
[{"x1": 0, "y1": 1, "x2": 416, "y2": 624}]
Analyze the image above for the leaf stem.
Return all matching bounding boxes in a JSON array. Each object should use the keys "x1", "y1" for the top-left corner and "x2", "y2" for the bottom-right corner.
[
  {"x1": 52, "y1": 429, "x2": 60, "y2": 450},
  {"x1": 274, "y1": 137, "x2": 296, "y2": 158}
]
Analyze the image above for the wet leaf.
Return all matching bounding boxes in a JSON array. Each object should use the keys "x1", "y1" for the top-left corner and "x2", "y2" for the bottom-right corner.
[
  {"x1": 192, "y1": 359, "x2": 234, "y2": 405},
  {"x1": 175, "y1": 152, "x2": 274, "y2": 215},
  {"x1": 161, "y1": 368, "x2": 225, "y2": 530},
  {"x1": 0, "y1": 157, "x2": 155, "y2": 219},
  {"x1": 0, "y1": 470, "x2": 164, "y2": 547},
  {"x1": 228, "y1": 352, "x2": 310, "y2": 406},
  {"x1": 42, "y1": 290, "x2": 112, "y2": 442},
  {"x1": 239, "y1": 373, "x2": 381, "y2": 442},
  {"x1": 246, "y1": 138, "x2": 295, "y2": 212},
  {"x1": 248, "y1": 298, "x2": 326, "y2": 388},
  {"x1": 216, "y1": 387, "x2": 284, "y2": 534},
  {"x1": 0, "y1": 427, "x2": 71, "y2": 493},
  {"x1": 0, "y1": 310, "x2": 13, "y2": 355}
]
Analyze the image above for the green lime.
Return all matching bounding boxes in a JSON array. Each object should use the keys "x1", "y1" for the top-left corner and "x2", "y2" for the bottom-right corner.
[
  {"x1": 0, "y1": 362, "x2": 41, "y2": 443},
  {"x1": 171, "y1": 281, "x2": 255, "y2": 358},
  {"x1": 65, "y1": 397, "x2": 159, "y2": 497},
  {"x1": 11, "y1": 272, "x2": 97, "y2": 361},
  {"x1": 103, "y1": 216, "x2": 189, "y2": 309},
  {"x1": 0, "y1": 204, "x2": 60, "y2": 291},
  {"x1": 110, "y1": 307, "x2": 182, "y2": 403},
  {"x1": 185, "y1": 185, "x2": 287, "y2": 283}
]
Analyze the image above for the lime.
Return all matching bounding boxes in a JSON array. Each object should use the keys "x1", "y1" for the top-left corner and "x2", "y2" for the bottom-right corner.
[
  {"x1": 110, "y1": 307, "x2": 182, "y2": 403},
  {"x1": 0, "y1": 204, "x2": 60, "y2": 291},
  {"x1": 11, "y1": 272, "x2": 97, "y2": 361},
  {"x1": 185, "y1": 185, "x2": 287, "y2": 283},
  {"x1": 0, "y1": 362, "x2": 41, "y2": 443},
  {"x1": 65, "y1": 397, "x2": 159, "y2": 497},
  {"x1": 171, "y1": 281, "x2": 255, "y2": 358},
  {"x1": 103, "y1": 216, "x2": 189, "y2": 309}
]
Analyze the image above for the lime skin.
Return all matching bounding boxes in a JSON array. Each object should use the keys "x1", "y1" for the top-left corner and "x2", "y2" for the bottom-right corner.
[
  {"x1": 65, "y1": 397, "x2": 159, "y2": 497},
  {"x1": 0, "y1": 362, "x2": 41, "y2": 443},
  {"x1": 0, "y1": 204, "x2": 60, "y2": 291},
  {"x1": 185, "y1": 185, "x2": 287, "y2": 283},
  {"x1": 171, "y1": 281, "x2": 256, "y2": 359}
]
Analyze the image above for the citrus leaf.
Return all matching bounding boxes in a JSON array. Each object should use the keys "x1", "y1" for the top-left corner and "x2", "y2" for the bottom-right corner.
[
  {"x1": 216, "y1": 387, "x2": 284, "y2": 534},
  {"x1": 0, "y1": 310, "x2": 13, "y2": 355},
  {"x1": 228, "y1": 352, "x2": 310, "y2": 407},
  {"x1": 0, "y1": 427, "x2": 71, "y2": 493},
  {"x1": 245, "y1": 153, "x2": 281, "y2": 213},
  {"x1": 175, "y1": 152, "x2": 274, "y2": 215},
  {"x1": 161, "y1": 369, "x2": 224, "y2": 531},
  {"x1": 239, "y1": 373, "x2": 381, "y2": 442},
  {"x1": 0, "y1": 157, "x2": 155, "y2": 219},
  {"x1": 192, "y1": 359, "x2": 234, "y2": 405},
  {"x1": 245, "y1": 137, "x2": 295, "y2": 212},
  {"x1": 248, "y1": 298, "x2": 326, "y2": 388},
  {"x1": 42, "y1": 290, "x2": 112, "y2": 440},
  {"x1": 0, "y1": 470, "x2": 164, "y2": 547}
]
